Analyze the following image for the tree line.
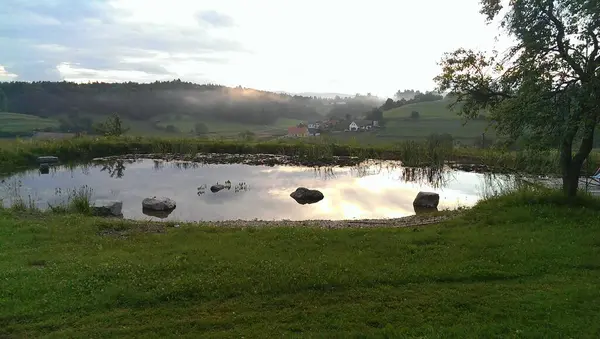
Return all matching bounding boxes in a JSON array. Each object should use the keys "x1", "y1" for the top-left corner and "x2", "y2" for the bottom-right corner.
[{"x1": 0, "y1": 80, "x2": 330, "y2": 127}]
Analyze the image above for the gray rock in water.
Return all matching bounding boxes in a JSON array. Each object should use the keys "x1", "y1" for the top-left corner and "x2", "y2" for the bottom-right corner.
[
  {"x1": 210, "y1": 184, "x2": 225, "y2": 193},
  {"x1": 36, "y1": 156, "x2": 59, "y2": 163},
  {"x1": 413, "y1": 192, "x2": 440, "y2": 209},
  {"x1": 142, "y1": 197, "x2": 176, "y2": 211},
  {"x1": 290, "y1": 187, "x2": 324, "y2": 205},
  {"x1": 92, "y1": 200, "x2": 123, "y2": 216}
]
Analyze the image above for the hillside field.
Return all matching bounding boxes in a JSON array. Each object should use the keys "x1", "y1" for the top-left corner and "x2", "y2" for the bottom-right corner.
[
  {"x1": 0, "y1": 112, "x2": 59, "y2": 134},
  {"x1": 383, "y1": 99, "x2": 465, "y2": 120}
]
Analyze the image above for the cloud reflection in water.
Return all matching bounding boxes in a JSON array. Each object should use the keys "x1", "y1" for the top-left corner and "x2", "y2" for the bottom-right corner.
[{"x1": 0, "y1": 159, "x2": 514, "y2": 221}]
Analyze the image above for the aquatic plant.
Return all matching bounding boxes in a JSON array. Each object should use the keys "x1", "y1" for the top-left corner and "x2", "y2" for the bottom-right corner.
[{"x1": 48, "y1": 185, "x2": 94, "y2": 215}]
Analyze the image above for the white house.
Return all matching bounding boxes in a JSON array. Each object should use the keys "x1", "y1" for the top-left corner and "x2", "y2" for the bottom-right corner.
[
  {"x1": 349, "y1": 120, "x2": 374, "y2": 131},
  {"x1": 307, "y1": 122, "x2": 321, "y2": 129}
]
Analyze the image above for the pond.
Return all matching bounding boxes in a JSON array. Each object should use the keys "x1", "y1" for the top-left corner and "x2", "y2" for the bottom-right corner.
[{"x1": 0, "y1": 157, "x2": 517, "y2": 221}]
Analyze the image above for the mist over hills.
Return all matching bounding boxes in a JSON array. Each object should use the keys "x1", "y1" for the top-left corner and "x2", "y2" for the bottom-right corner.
[{"x1": 0, "y1": 80, "x2": 386, "y2": 134}]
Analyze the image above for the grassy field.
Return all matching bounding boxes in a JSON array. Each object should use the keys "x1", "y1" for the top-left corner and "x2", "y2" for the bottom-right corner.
[
  {"x1": 376, "y1": 99, "x2": 494, "y2": 142},
  {"x1": 0, "y1": 112, "x2": 59, "y2": 134},
  {"x1": 155, "y1": 117, "x2": 302, "y2": 136},
  {"x1": 1, "y1": 189, "x2": 599, "y2": 337}
]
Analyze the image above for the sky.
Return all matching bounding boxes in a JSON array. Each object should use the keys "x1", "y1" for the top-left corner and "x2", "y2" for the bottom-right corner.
[{"x1": 0, "y1": 0, "x2": 509, "y2": 98}]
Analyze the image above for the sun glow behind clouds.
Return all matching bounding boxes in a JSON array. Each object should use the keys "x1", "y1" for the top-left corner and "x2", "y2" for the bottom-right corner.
[
  {"x1": 3, "y1": 0, "x2": 511, "y2": 96},
  {"x1": 0, "y1": 65, "x2": 18, "y2": 80}
]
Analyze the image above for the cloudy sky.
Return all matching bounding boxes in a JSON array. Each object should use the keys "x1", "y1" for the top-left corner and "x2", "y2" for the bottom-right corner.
[{"x1": 0, "y1": 0, "x2": 508, "y2": 97}]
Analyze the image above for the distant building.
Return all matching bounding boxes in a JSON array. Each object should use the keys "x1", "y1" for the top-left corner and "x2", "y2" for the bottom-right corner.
[
  {"x1": 307, "y1": 122, "x2": 321, "y2": 129},
  {"x1": 287, "y1": 126, "x2": 309, "y2": 137},
  {"x1": 348, "y1": 120, "x2": 374, "y2": 131},
  {"x1": 307, "y1": 127, "x2": 320, "y2": 136}
]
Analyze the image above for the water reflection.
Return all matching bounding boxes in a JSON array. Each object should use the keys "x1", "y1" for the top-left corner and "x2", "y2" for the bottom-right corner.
[
  {"x1": 0, "y1": 158, "x2": 518, "y2": 222},
  {"x1": 99, "y1": 159, "x2": 127, "y2": 179},
  {"x1": 142, "y1": 208, "x2": 174, "y2": 219}
]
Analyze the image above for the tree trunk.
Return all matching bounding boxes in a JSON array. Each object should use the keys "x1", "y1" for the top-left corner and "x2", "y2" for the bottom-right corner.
[
  {"x1": 561, "y1": 118, "x2": 596, "y2": 197},
  {"x1": 562, "y1": 166, "x2": 580, "y2": 197}
]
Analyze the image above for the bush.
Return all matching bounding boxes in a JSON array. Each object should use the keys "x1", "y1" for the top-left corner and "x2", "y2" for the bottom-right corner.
[
  {"x1": 165, "y1": 125, "x2": 179, "y2": 133},
  {"x1": 194, "y1": 122, "x2": 209, "y2": 136}
]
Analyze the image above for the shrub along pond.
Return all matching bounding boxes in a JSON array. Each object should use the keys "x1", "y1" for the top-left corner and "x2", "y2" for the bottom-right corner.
[{"x1": 0, "y1": 153, "x2": 521, "y2": 221}]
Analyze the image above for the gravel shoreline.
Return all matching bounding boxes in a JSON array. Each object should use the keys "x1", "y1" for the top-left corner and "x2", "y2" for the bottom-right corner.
[
  {"x1": 157, "y1": 212, "x2": 460, "y2": 230},
  {"x1": 99, "y1": 209, "x2": 462, "y2": 238}
]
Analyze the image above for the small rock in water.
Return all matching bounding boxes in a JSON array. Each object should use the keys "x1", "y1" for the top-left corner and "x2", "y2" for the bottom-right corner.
[
  {"x1": 142, "y1": 197, "x2": 176, "y2": 211},
  {"x1": 210, "y1": 184, "x2": 225, "y2": 193},
  {"x1": 290, "y1": 187, "x2": 324, "y2": 205},
  {"x1": 413, "y1": 192, "x2": 440, "y2": 209},
  {"x1": 92, "y1": 200, "x2": 123, "y2": 217}
]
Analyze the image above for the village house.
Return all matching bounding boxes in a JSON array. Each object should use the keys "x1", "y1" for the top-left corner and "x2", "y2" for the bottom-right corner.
[
  {"x1": 348, "y1": 120, "x2": 378, "y2": 131},
  {"x1": 307, "y1": 122, "x2": 321, "y2": 129},
  {"x1": 307, "y1": 127, "x2": 320, "y2": 136},
  {"x1": 287, "y1": 126, "x2": 309, "y2": 137}
]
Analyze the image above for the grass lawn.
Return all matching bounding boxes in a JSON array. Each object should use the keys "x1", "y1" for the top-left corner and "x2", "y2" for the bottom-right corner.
[
  {"x1": 0, "y1": 112, "x2": 59, "y2": 134},
  {"x1": 1, "y1": 189, "x2": 599, "y2": 338}
]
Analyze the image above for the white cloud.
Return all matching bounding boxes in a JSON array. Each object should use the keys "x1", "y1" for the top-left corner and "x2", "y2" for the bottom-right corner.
[
  {"x1": 0, "y1": 0, "x2": 512, "y2": 97},
  {"x1": 0, "y1": 65, "x2": 18, "y2": 80},
  {"x1": 56, "y1": 62, "x2": 175, "y2": 83}
]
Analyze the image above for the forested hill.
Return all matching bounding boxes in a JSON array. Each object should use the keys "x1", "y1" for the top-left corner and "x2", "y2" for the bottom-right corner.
[{"x1": 0, "y1": 80, "x2": 381, "y2": 126}]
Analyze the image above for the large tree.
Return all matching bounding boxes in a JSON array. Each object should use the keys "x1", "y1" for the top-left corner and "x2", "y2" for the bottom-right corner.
[{"x1": 435, "y1": 0, "x2": 600, "y2": 196}]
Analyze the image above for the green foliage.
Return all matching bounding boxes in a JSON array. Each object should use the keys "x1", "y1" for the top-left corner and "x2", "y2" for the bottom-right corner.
[
  {"x1": 366, "y1": 107, "x2": 383, "y2": 121},
  {"x1": 383, "y1": 90, "x2": 445, "y2": 112},
  {"x1": 238, "y1": 130, "x2": 255, "y2": 141},
  {"x1": 434, "y1": 0, "x2": 600, "y2": 195},
  {"x1": 0, "y1": 190, "x2": 599, "y2": 337},
  {"x1": 0, "y1": 88, "x2": 7, "y2": 112},
  {"x1": 164, "y1": 124, "x2": 179, "y2": 133},
  {"x1": 94, "y1": 113, "x2": 130, "y2": 136},
  {"x1": 410, "y1": 111, "x2": 420, "y2": 119},
  {"x1": 193, "y1": 122, "x2": 209, "y2": 135}
]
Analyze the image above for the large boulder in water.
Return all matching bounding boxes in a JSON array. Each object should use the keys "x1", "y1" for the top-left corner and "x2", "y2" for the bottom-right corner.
[
  {"x1": 142, "y1": 197, "x2": 176, "y2": 211},
  {"x1": 290, "y1": 187, "x2": 324, "y2": 205},
  {"x1": 412, "y1": 191, "x2": 440, "y2": 209},
  {"x1": 37, "y1": 156, "x2": 59, "y2": 164},
  {"x1": 92, "y1": 199, "x2": 123, "y2": 217}
]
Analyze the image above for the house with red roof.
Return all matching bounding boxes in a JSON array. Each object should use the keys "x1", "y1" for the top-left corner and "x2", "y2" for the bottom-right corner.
[{"x1": 287, "y1": 126, "x2": 308, "y2": 137}]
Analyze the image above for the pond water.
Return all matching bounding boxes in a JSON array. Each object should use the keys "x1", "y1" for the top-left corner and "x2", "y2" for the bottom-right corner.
[{"x1": 0, "y1": 158, "x2": 517, "y2": 221}]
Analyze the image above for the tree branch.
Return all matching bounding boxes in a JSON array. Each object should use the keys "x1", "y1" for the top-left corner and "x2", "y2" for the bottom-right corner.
[
  {"x1": 544, "y1": 3, "x2": 587, "y2": 79},
  {"x1": 587, "y1": 27, "x2": 599, "y2": 69}
]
